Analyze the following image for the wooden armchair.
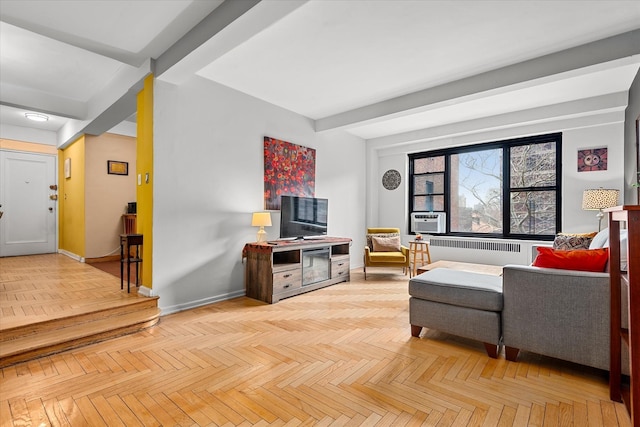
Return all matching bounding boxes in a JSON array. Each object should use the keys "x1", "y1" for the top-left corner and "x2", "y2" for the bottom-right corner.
[{"x1": 364, "y1": 228, "x2": 410, "y2": 279}]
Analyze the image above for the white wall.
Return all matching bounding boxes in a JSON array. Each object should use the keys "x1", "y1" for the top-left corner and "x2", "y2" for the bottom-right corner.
[
  {"x1": 0, "y1": 123, "x2": 57, "y2": 146},
  {"x1": 153, "y1": 76, "x2": 365, "y2": 314},
  {"x1": 368, "y1": 100, "x2": 627, "y2": 265},
  {"x1": 376, "y1": 154, "x2": 408, "y2": 233},
  {"x1": 562, "y1": 123, "x2": 624, "y2": 231}
]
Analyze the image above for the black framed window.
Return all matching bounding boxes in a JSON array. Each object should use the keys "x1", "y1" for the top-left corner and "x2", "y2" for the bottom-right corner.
[{"x1": 409, "y1": 133, "x2": 561, "y2": 240}]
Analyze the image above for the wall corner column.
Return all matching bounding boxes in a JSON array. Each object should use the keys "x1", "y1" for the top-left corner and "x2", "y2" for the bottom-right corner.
[{"x1": 137, "y1": 74, "x2": 154, "y2": 288}]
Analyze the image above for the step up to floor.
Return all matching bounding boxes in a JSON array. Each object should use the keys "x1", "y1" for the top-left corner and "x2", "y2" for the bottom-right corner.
[{"x1": 0, "y1": 298, "x2": 160, "y2": 368}]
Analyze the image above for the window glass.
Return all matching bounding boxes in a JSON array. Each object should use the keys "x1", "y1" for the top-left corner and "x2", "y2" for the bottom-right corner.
[
  {"x1": 413, "y1": 156, "x2": 444, "y2": 174},
  {"x1": 408, "y1": 133, "x2": 561, "y2": 239},
  {"x1": 413, "y1": 173, "x2": 444, "y2": 195},
  {"x1": 510, "y1": 142, "x2": 556, "y2": 188},
  {"x1": 450, "y1": 149, "x2": 503, "y2": 233},
  {"x1": 510, "y1": 191, "x2": 556, "y2": 235},
  {"x1": 413, "y1": 195, "x2": 445, "y2": 212}
]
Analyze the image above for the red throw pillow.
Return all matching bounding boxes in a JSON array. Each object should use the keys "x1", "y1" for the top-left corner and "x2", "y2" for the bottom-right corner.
[{"x1": 532, "y1": 247, "x2": 608, "y2": 272}]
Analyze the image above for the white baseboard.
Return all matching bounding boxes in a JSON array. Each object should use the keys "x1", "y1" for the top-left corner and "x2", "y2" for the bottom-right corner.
[
  {"x1": 137, "y1": 286, "x2": 154, "y2": 297},
  {"x1": 58, "y1": 249, "x2": 85, "y2": 263},
  {"x1": 159, "y1": 289, "x2": 246, "y2": 316},
  {"x1": 56, "y1": 250, "x2": 245, "y2": 316}
]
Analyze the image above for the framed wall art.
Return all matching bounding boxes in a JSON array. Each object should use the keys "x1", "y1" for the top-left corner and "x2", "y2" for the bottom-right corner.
[
  {"x1": 64, "y1": 158, "x2": 71, "y2": 179},
  {"x1": 577, "y1": 147, "x2": 608, "y2": 172},
  {"x1": 264, "y1": 137, "x2": 315, "y2": 210},
  {"x1": 107, "y1": 160, "x2": 128, "y2": 175}
]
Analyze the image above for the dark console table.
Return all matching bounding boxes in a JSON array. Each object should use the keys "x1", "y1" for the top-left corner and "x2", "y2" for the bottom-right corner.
[
  {"x1": 607, "y1": 205, "x2": 639, "y2": 426},
  {"x1": 120, "y1": 233, "x2": 143, "y2": 293},
  {"x1": 243, "y1": 237, "x2": 351, "y2": 303}
]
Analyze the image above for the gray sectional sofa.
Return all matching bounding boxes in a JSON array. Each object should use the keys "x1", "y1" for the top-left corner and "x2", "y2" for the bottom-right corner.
[
  {"x1": 502, "y1": 264, "x2": 613, "y2": 370},
  {"x1": 409, "y1": 228, "x2": 629, "y2": 371},
  {"x1": 409, "y1": 268, "x2": 503, "y2": 358}
]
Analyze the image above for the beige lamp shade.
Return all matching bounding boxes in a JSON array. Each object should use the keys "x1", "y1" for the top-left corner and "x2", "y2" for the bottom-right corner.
[
  {"x1": 251, "y1": 212, "x2": 272, "y2": 242},
  {"x1": 251, "y1": 212, "x2": 272, "y2": 227},
  {"x1": 581, "y1": 189, "x2": 619, "y2": 210},
  {"x1": 582, "y1": 188, "x2": 619, "y2": 231}
]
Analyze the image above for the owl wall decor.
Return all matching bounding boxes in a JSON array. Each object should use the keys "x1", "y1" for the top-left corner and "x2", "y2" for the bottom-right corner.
[{"x1": 577, "y1": 147, "x2": 608, "y2": 172}]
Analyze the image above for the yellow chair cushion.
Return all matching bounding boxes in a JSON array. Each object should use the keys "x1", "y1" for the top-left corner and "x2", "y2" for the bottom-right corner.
[{"x1": 369, "y1": 252, "x2": 407, "y2": 263}]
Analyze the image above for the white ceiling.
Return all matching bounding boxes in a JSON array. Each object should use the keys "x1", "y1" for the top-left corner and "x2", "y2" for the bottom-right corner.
[{"x1": 1, "y1": 0, "x2": 639, "y2": 145}]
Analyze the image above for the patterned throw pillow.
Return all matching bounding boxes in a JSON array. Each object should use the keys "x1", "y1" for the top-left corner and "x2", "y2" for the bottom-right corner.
[
  {"x1": 366, "y1": 233, "x2": 400, "y2": 251},
  {"x1": 552, "y1": 232, "x2": 597, "y2": 250}
]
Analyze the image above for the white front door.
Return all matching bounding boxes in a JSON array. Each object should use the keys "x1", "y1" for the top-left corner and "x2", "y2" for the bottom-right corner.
[{"x1": 0, "y1": 150, "x2": 57, "y2": 256}]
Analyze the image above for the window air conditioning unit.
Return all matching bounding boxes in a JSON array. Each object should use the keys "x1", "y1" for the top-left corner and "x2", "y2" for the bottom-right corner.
[{"x1": 410, "y1": 212, "x2": 446, "y2": 234}]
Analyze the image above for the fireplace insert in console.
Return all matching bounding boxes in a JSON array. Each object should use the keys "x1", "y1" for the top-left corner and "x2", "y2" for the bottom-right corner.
[{"x1": 302, "y1": 247, "x2": 330, "y2": 286}]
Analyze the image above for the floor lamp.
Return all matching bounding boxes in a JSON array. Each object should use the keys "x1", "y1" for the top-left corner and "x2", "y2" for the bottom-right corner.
[{"x1": 581, "y1": 188, "x2": 619, "y2": 231}]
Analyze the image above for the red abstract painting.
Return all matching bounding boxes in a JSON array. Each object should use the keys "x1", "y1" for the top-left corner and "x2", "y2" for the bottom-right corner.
[{"x1": 264, "y1": 137, "x2": 316, "y2": 210}]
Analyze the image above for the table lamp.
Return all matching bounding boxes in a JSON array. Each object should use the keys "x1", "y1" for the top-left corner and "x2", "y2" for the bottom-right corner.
[
  {"x1": 581, "y1": 188, "x2": 619, "y2": 231},
  {"x1": 251, "y1": 212, "x2": 272, "y2": 242}
]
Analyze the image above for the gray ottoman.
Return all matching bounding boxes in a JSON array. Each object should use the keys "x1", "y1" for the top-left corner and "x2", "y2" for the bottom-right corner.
[{"x1": 409, "y1": 268, "x2": 503, "y2": 358}]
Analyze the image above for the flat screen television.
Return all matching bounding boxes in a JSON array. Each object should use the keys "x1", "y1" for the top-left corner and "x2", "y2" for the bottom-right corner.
[{"x1": 280, "y1": 195, "x2": 328, "y2": 239}]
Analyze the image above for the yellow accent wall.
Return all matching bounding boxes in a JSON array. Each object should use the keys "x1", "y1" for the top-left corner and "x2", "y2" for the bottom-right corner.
[
  {"x1": 58, "y1": 136, "x2": 86, "y2": 258},
  {"x1": 137, "y1": 74, "x2": 154, "y2": 287}
]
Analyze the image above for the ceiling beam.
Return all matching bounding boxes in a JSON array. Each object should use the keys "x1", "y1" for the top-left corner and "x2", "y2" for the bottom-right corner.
[
  {"x1": 0, "y1": 83, "x2": 86, "y2": 119},
  {"x1": 315, "y1": 30, "x2": 640, "y2": 133},
  {"x1": 156, "y1": 0, "x2": 260, "y2": 82},
  {"x1": 157, "y1": 0, "x2": 308, "y2": 85},
  {"x1": 0, "y1": 1, "x2": 224, "y2": 67},
  {"x1": 58, "y1": 60, "x2": 154, "y2": 147},
  {"x1": 368, "y1": 92, "x2": 629, "y2": 149}
]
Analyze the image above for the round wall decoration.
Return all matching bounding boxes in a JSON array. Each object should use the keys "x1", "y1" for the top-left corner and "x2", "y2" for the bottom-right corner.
[{"x1": 382, "y1": 169, "x2": 401, "y2": 190}]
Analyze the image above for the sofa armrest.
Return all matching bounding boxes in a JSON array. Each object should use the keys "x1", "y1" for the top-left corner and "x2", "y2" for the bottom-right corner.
[{"x1": 502, "y1": 264, "x2": 611, "y2": 370}]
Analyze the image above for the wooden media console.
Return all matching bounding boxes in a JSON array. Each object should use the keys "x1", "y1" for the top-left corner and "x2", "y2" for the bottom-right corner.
[{"x1": 243, "y1": 237, "x2": 351, "y2": 303}]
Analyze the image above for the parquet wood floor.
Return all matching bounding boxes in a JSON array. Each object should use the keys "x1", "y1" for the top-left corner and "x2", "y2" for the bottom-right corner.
[
  {"x1": 1, "y1": 255, "x2": 144, "y2": 330},
  {"x1": 0, "y1": 257, "x2": 631, "y2": 426},
  {"x1": 0, "y1": 254, "x2": 159, "y2": 367},
  {"x1": 90, "y1": 259, "x2": 139, "y2": 285}
]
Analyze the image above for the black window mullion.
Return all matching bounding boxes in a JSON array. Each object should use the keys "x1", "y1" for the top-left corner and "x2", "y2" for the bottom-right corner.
[
  {"x1": 444, "y1": 154, "x2": 450, "y2": 232},
  {"x1": 503, "y1": 146, "x2": 510, "y2": 239},
  {"x1": 408, "y1": 133, "x2": 560, "y2": 240},
  {"x1": 555, "y1": 135, "x2": 563, "y2": 233}
]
